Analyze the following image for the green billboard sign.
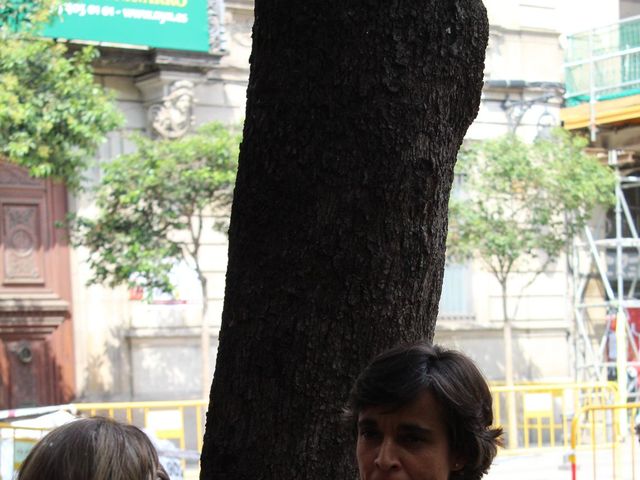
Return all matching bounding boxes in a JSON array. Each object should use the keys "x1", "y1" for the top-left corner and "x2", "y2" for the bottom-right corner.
[{"x1": 42, "y1": 0, "x2": 210, "y2": 52}]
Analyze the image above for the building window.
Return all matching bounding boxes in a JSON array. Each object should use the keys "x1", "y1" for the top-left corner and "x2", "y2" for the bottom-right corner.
[{"x1": 439, "y1": 263, "x2": 473, "y2": 318}]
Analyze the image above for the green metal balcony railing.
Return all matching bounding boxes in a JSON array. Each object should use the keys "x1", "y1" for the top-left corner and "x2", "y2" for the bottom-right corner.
[{"x1": 565, "y1": 15, "x2": 640, "y2": 106}]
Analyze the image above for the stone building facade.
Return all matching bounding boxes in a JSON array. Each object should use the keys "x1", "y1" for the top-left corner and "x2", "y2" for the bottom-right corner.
[{"x1": 0, "y1": 0, "x2": 254, "y2": 406}]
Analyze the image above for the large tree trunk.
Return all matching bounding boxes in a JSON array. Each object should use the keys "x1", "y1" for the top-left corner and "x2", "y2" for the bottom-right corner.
[{"x1": 201, "y1": 2, "x2": 488, "y2": 479}]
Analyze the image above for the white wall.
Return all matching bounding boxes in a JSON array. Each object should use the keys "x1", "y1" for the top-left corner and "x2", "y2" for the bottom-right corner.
[{"x1": 557, "y1": 0, "x2": 619, "y2": 35}]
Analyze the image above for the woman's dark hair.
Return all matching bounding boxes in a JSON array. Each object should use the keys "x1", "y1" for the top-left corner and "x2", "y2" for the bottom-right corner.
[
  {"x1": 17, "y1": 416, "x2": 169, "y2": 480},
  {"x1": 346, "y1": 342, "x2": 502, "y2": 480}
]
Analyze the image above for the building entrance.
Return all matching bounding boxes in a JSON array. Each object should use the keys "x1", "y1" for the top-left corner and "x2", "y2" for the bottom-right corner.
[{"x1": 0, "y1": 162, "x2": 75, "y2": 409}]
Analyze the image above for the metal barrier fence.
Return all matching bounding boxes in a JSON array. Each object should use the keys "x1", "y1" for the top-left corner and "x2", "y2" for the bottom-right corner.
[
  {"x1": 68, "y1": 384, "x2": 618, "y2": 456},
  {"x1": 72, "y1": 399, "x2": 208, "y2": 454},
  {"x1": 15, "y1": 385, "x2": 620, "y2": 454},
  {"x1": 0, "y1": 401, "x2": 207, "y2": 478},
  {"x1": 0, "y1": 384, "x2": 625, "y2": 477},
  {"x1": 491, "y1": 382, "x2": 618, "y2": 452},
  {"x1": 570, "y1": 402, "x2": 640, "y2": 480},
  {"x1": 0, "y1": 422, "x2": 50, "y2": 478}
]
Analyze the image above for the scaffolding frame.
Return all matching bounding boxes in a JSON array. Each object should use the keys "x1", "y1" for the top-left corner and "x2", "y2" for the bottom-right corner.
[{"x1": 574, "y1": 151, "x2": 640, "y2": 408}]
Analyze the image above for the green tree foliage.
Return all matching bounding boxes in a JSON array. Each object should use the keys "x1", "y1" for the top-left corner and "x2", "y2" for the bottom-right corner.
[
  {"x1": 0, "y1": 1, "x2": 122, "y2": 190},
  {"x1": 448, "y1": 129, "x2": 615, "y2": 286},
  {"x1": 0, "y1": 0, "x2": 58, "y2": 32},
  {"x1": 71, "y1": 122, "x2": 240, "y2": 296}
]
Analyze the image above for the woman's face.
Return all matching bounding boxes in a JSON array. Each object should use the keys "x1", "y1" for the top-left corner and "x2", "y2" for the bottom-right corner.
[{"x1": 356, "y1": 390, "x2": 463, "y2": 480}]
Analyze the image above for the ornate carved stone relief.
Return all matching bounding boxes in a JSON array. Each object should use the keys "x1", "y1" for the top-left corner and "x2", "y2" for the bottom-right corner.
[{"x1": 148, "y1": 80, "x2": 195, "y2": 139}]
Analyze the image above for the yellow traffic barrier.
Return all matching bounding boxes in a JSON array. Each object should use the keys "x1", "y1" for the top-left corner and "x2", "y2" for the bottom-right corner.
[
  {"x1": 490, "y1": 382, "x2": 618, "y2": 451},
  {"x1": 0, "y1": 422, "x2": 50, "y2": 474},
  {"x1": 0, "y1": 383, "x2": 622, "y2": 478},
  {"x1": 71, "y1": 399, "x2": 208, "y2": 453},
  {"x1": 0, "y1": 401, "x2": 208, "y2": 479},
  {"x1": 570, "y1": 402, "x2": 640, "y2": 480},
  {"x1": 72, "y1": 386, "x2": 618, "y2": 456}
]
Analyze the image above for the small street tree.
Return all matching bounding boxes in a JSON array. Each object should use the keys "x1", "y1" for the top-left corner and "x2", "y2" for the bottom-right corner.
[
  {"x1": 447, "y1": 128, "x2": 615, "y2": 446},
  {"x1": 0, "y1": 0, "x2": 121, "y2": 190},
  {"x1": 70, "y1": 122, "x2": 239, "y2": 397}
]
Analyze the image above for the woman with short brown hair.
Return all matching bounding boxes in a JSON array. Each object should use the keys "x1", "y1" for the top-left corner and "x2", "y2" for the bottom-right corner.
[{"x1": 346, "y1": 342, "x2": 502, "y2": 480}]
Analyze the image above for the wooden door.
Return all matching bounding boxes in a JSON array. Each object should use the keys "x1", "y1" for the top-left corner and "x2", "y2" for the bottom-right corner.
[
  {"x1": 5, "y1": 340, "x2": 47, "y2": 408},
  {"x1": 0, "y1": 162, "x2": 75, "y2": 409}
]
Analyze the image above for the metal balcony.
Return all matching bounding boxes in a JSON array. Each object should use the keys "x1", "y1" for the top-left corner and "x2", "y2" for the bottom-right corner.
[
  {"x1": 561, "y1": 16, "x2": 640, "y2": 136},
  {"x1": 565, "y1": 15, "x2": 640, "y2": 107}
]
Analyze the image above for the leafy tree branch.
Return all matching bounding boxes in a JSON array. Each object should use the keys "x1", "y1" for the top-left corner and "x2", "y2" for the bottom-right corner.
[
  {"x1": 0, "y1": 0, "x2": 122, "y2": 190},
  {"x1": 448, "y1": 129, "x2": 615, "y2": 294},
  {"x1": 70, "y1": 121, "x2": 240, "y2": 299}
]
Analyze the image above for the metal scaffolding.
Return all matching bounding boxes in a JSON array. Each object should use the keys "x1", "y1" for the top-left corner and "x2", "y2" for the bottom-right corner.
[{"x1": 573, "y1": 150, "x2": 640, "y2": 408}]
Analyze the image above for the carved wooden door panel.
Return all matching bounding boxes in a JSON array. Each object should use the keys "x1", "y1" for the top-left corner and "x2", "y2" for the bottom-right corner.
[
  {"x1": 0, "y1": 162, "x2": 75, "y2": 409},
  {"x1": 5, "y1": 340, "x2": 48, "y2": 408},
  {"x1": 1, "y1": 200, "x2": 46, "y2": 285}
]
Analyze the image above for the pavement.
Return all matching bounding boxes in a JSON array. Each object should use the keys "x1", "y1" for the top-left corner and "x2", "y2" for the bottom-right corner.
[
  {"x1": 487, "y1": 442, "x2": 640, "y2": 480},
  {"x1": 487, "y1": 449, "x2": 573, "y2": 480}
]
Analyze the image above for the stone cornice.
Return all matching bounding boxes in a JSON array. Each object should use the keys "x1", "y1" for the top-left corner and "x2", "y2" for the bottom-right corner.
[{"x1": 0, "y1": 292, "x2": 69, "y2": 337}]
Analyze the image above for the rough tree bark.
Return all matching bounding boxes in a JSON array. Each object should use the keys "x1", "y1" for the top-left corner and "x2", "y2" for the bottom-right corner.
[{"x1": 201, "y1": 1, "x2": 489, "y2": 479}]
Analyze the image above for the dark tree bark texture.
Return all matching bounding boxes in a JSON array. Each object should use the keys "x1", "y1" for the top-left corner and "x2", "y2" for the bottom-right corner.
[{"x1": 201, "y1": 1, "x2": 488, "y2": 479}]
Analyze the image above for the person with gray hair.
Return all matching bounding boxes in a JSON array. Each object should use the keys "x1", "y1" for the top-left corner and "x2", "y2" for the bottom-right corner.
[{"x1": 346, "y1": 342, "x2": 502, "y2": 480}]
